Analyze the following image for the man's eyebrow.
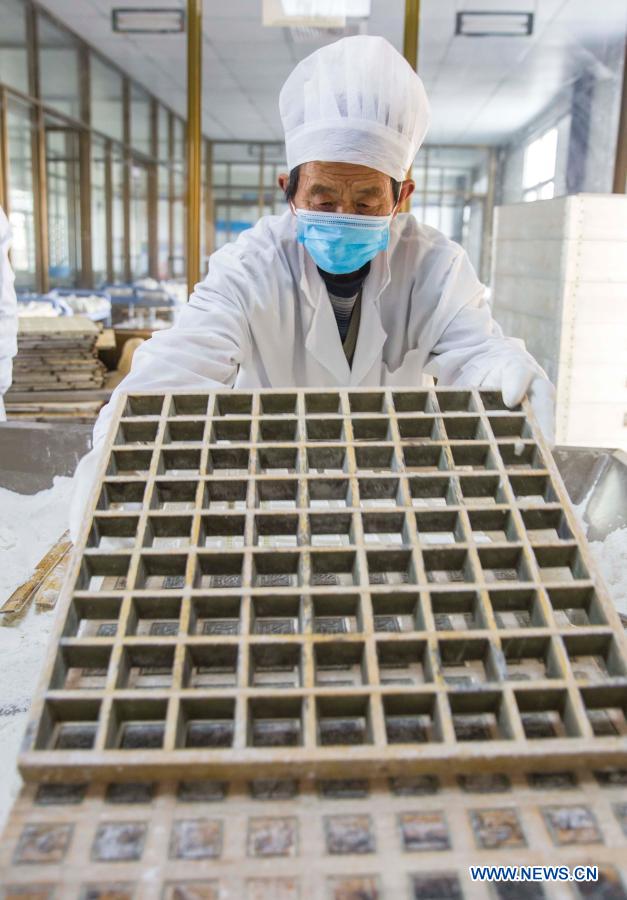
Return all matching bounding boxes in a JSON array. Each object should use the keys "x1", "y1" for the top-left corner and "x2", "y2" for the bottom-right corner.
[
  {"x1": 355, "y1": 184, "x2": 385, "y2": 197},
  {"x1": 308, "y1": 183, "x2": 340, "y2": 196}
]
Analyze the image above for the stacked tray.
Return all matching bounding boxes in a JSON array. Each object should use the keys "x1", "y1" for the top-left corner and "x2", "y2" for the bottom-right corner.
[{"x1": 9, "y1": 316, "x2": 106, "y2": 392}]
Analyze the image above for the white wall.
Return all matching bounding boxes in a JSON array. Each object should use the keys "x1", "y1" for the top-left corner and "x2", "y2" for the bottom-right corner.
[
  {"x1": 498, "y1": 37, "x2": 625, "y2": 204},
  {"x1": 491, "y1": 194, "x2": 627, "y2": 450}
]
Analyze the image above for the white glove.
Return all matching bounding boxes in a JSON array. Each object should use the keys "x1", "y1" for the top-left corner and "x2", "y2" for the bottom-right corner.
[
  {"x1": 500, "y1": 360, "x2": 556, "y2": 448},
  {"x1": 463, "y1": 357, "x2": 556, "y2": 448}
]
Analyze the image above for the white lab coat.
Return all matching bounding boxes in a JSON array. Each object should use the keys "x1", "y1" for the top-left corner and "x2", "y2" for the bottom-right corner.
[
  {"x1": 0, "y1": 207, "x2": 18, "y2": 420},
  {"x1": 70, "y1": 210, "x2": 545, "y2": 536}
]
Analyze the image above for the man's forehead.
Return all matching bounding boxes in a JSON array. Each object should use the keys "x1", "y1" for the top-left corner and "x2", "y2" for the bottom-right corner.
[{"x1": 299, "y1": 161, "x2": 388, "y2": 187}]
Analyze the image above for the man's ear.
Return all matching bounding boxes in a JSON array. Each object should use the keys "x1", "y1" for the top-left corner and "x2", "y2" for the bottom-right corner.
[
  {"x1": 395, "y1": 180, "x2": 415, "y2": 215},
  {"x1": 277, "y1": 172, "x2": 289, "y2": 193}
]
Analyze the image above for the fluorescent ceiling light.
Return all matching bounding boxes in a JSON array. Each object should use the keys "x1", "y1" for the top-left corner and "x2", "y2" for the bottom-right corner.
[
  {"x1": 455, "y1": 12, "x2": 534, "y2": 37},
  {"x1": 112, "y1": 8, "x2": 185, "y2": 34},
  {"x1": 263, "y1": 0, "x2": 370, "y2": 28},
  {"x1": 283, "y1": 0, "x2": 370, "y2": 14}
]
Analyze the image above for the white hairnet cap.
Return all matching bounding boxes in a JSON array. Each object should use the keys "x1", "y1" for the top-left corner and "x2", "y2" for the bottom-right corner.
[{"x1": 279, "y1": 35, "x2": 431, "y2": 181}]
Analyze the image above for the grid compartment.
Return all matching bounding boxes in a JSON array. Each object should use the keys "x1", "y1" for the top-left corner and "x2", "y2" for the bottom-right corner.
[
  {"x1": 449, "y1": 691, "x2": 511, "y2": 742},
  {"x1": 190, "y1": 596, "x2": 241, "y2": 635},
  {"x1": 580, "y1": 686, "x2": 627, "y2": 738},
  {"x1": 89, "y1": 515, "x2": 140, "y2": 550},
  {"x1": 50, "y1": 645, "x2": 112, "y2": 691},
  {"x1": 371, "y1": 592, "x2": 422, "y2": 633},
  {"x1": 248, "y1": 697, "x2": 303, "y2": 747},
  {"x1": 430, "y1": 590, "x2": 485, "y2": 632},
  {"x1": 35, "y1": 699, "x2": 101, "y2": 751},
  {"x1": 184, "y1": 645, "x2": 239, "y2": 689},
  {"x1": 377, "y1": 639, "x2": 431, "y2": 685},
  {"x1": 63, "y1": 595, "x2": 124, "y2": 638},
  {"x1": 127, "y1": 596, "x2": 182, "y2": 636},
  {"x1": 383, "y1": 693, "x2": 442, "y2": 743},
  {"x1": 117, "y1": 645, "x2": 175, "y2": 690},
  {"x1": 250, "y1": 644, "x2": 302, "y2": 689},
  {"x1": 317, "y1": 696, "x2": 372, "y2": 746},
  {"x1": 252, "y1": 595, "x2": 302, "y2": 634},
  {"x1": 106, "y1": 699, "x2": 168, "y2": 750},
  {"x1": 164, "y1": 418, "x2": 205, "y2": 443},
  {"x1": 313, "y1": 593, "x2": 362, "y2": 634},
  {"x1": 437, "y1": 638, "x2": 497, "y2": 686},
  {"x1": 515, "y1": 689, "x2": 580, "y2": 740}
]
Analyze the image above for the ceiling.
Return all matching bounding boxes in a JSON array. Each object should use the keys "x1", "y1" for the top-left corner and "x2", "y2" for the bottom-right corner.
[{"x1": 36, "y1": 0, "x2": 627, "y2": 145}]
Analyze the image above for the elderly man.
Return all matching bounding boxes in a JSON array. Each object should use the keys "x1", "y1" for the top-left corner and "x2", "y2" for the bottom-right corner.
[
  {"x1": 70, "y1": 35, "x2": 554, "y2": 536},
  {"x1": 0, "y1": 206, "x2": 18, "y2": 422}
]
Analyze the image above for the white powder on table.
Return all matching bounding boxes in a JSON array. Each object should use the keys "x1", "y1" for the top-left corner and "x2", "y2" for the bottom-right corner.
[
  {"x1": 0, "y1": 476, "x2": 73, "y2": 832},
  {"x1": 587, "y1": 528, "x2": 627, "y2": 618}
]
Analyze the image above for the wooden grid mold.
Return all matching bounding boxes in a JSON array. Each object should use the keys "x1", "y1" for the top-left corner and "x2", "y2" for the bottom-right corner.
[
  {"x1": 1, "y1": 767, "x2": 626, "y2": 898},
  {"x1": 17, "y1": 388, "x2": 627, "y2": 781}
]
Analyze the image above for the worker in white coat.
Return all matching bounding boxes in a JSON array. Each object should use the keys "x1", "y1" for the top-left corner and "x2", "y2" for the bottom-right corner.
[
  {"x1": 70, "y1": 35, "x2": 555, "y2": 539},
  {"x1": 0, "y1": 206, "x2": 18, "y2": 422}
]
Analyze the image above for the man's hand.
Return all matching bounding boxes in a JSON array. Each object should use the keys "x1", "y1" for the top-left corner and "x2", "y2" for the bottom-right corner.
[
  {"x1": 500, "y1": 359, "x2": 556, "y2": 448},
  {"x1": 455, "y1": 355, "x2": 556, "y2": 448}
]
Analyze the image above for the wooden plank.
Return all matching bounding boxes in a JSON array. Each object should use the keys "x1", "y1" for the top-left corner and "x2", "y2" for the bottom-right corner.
[
  {"x1": 17, "y1": 316, "x2": 100, "y2": 336},
  {"x1": 0, "y1": 532, "x2": 72, "y2": 617},
  {"x1": 34, "y1": 545, "x2": 72, "y2": 609},
  {"x1": 96, "y1": 328, "x2": 116, "y2": 351}
]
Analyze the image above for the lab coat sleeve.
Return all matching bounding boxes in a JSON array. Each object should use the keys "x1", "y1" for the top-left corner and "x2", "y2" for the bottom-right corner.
[
  {"x1": 92, "y1": 245, "x2": 255, "y2": 449},
  {"x1": 69, "y1": 243, "x2": 255, "y2": 540},
  {"x1": 423, "y1": 248, "x2": 544, "y2": 386},
  {"x1": 0, "y1": 208, "x2": 18, "y2": 397}
]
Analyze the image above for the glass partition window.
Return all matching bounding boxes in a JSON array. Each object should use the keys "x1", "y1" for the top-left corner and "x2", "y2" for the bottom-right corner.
[
  {"x1": 6, "y1": 99, "x2": 36, "y2": 290},
  {"x1": 211, "y1": 142, "x2": 287, "y2": 250},
  {"x1": 156, "y1": 106, "x2": 170, "y2": 277},
  {"x1": 157, "y1": 105, "x2": 169, "y2": 162},
  {"x1": 46, "y1": 125, "x2": 81, "y2": 287},
  {"x1": 90, "y1": 55, "x2": 124, "y2": 143},
  {"x1": 38, "y1": 15, "x2": 81, "y2": 121},
  {"x1": 410, "y1": 146, "x2": 490, "y2": 276},
  {"x1": 200, "y1": 139, "x2": 207, "y2": 267},
  {"x1": 129, "y1": 162, "x2": 149, "y2": 278},
  {"x1": 91, "y1": 138, "x2": 108, "y2": 286},
  {"x1": 111, "y1": 151, "x2": 125, "y2": 282},
  {"x1": 171, "y1": 117, "x2": 185, "y2": 277},
  {"x1": 157, "y1": 161, "x2": 170, "y2": 279},
  {"x1": 0, "y1": 0, "x2": 28, "y2": 94},
  {"x1": 130, "y1": 85, "x2": 152, "y2": 156}
]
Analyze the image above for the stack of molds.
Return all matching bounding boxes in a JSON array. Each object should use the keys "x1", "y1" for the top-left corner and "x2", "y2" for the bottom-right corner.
[
  {"x1": 9, "y1": 316, "x2": 105, "y2": 393},
  {"x1": 1, "y1": 388, "x2": 626, "y2": 899}
]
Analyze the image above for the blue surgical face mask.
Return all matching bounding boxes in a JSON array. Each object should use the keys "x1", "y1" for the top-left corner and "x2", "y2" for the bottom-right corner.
[{"x1": 293, "y1": 206, "x2": 395, "y2": 275}]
